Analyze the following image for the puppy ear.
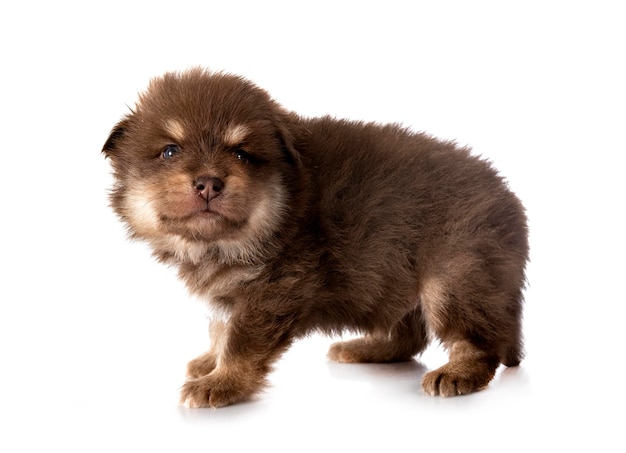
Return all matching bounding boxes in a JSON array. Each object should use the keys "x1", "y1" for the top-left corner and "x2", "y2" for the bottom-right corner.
[
  {"x1": 102, "y1": 119, "x2": 130, "y2": 157},
  {"x1": 275, "y1": 111, "x2": 304, "y2": 167}
]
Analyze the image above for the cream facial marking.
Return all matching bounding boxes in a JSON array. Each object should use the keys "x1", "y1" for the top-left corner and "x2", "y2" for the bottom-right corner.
[
  {"x1": 124, "y1": 187, "x2": 160, "y2": 234},
  {"x1": 223, "y1": 124, "x2": 250, "y2": 146},
  {"x1": 165, "y1": 119, "x2": 185, "y2": 141}
]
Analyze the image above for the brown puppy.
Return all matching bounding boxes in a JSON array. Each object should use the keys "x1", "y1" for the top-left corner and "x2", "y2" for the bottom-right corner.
[{"x1": 103, "y1": 68, "x2": 529, "y2": 408}]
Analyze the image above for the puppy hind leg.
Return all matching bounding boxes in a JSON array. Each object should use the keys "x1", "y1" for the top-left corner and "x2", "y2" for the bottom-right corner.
[
  {"x1": 499, "y1": 290, "x2": 525, "y2": 367},
  {"x1": 420, "y1": 265, "x2": 523, "y2": 396},
  {"x1": 422, "y1": 340, "x2": 500, "y2": 397},
  {"x1": 328, "y1": 307, "x2": 429, "y2": 363},
  {"x1": 499, "y1": 322, "x2": 523, "y2": 367}
]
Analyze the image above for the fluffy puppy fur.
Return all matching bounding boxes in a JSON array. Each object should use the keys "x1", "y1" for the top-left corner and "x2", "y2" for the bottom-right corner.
[{"x1": 103, "y1": 68, "x2": 529, "y2": 408}]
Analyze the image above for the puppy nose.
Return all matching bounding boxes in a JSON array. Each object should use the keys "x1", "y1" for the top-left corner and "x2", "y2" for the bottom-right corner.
[{"x1": 194, "y1": 176, "x2": 224, "y2": 201}]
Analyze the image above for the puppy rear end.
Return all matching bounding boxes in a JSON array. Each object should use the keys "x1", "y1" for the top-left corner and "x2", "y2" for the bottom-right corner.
[{"x1": 303, "y1": 118, "x2": 528, "y2": 396}]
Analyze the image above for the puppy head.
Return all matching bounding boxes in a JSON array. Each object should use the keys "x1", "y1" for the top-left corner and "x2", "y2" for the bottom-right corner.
[{"x1": 103, "y1": 69, "x2": 302, "y2": 264}]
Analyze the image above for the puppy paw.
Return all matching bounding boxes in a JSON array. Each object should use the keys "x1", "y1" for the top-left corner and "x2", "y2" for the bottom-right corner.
[
  {"x1": 186, "y1": 351, "x2": 217, "y2": 379},
  {"x1": 180, "y1": 369, "x2": 263, "y2": 408},
  {"x1": 328, "y1": 341, "x2": 365, "y2": 363},
  {"x1": 328, "y1": 338, "x2": 391, "y2": 363},
  {"x1": 422, "y1": 363, "x2": 493, "y2": 397},
  {"x1": 180, "y1": 376, "x2": 229, "y2": 408},
  {"x1": 328, "y1": 338, "x2": 412, "y2": 363}
]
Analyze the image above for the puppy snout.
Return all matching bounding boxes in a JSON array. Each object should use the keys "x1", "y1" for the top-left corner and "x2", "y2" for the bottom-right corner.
[{"x1": 194, "y1": 176, "x2": 224, "y2": 201}]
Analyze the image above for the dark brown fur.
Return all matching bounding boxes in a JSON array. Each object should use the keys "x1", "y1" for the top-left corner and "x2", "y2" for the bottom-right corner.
[{"x1": 103, "y1": 68, "x2": 529, "y2": 407}]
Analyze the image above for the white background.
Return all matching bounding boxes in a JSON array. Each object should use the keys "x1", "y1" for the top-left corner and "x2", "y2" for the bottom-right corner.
[{"x1": 1, "y1": 1, "x2": 624, "y2": 451}]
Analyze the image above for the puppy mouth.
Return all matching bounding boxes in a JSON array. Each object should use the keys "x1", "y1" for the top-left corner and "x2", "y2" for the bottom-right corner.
[
  {"x1": 159, "y1": 200, "x2": 225, "y2": 223},
  {"x1": 197, "y1": 196, "x2": 228, "y2": 215},
  {"x1": 189, "y1": 201, "x2": 224, "y2": 219},
  {"x1": 196, "y1": 207, "x2": 222, "y2": 217}
]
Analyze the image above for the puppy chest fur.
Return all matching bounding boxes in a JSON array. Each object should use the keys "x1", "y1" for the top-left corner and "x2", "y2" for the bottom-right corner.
[{"x1": 103, "y1": 68, "x2": 529, "y2": 407}]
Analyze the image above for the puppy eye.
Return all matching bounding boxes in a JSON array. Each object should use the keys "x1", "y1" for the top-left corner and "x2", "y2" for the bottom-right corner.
[
  {"x1": 162, "y1": 144, "x2": 180, "y2": 159},
  {"x1": 231, "y1": 147, "x2": 253, "y2": 164}
]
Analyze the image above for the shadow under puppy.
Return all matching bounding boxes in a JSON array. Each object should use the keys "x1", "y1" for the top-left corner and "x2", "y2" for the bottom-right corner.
[{"x1": 103, "y1": 68, "x2": 529, "y2": 408}]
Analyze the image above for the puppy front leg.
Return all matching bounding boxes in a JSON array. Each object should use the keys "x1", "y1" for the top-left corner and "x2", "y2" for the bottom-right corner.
[
  {"x1": 180, "y1": 311, "x2": 294, "y2": 408},
  {"x1": 186, "y1": 318, "x2": 227, "y2": 379}
]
